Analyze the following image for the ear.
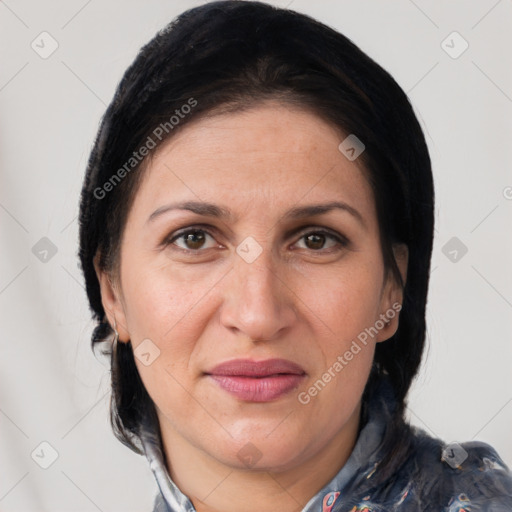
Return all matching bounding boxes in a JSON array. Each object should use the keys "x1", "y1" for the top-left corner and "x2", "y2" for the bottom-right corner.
[
  {"x1": 376, "y1": 243, "x2": 408, "y2": 343},
  {"x1": 93, "y1": 252, "x2": 130, "y2": 343}
]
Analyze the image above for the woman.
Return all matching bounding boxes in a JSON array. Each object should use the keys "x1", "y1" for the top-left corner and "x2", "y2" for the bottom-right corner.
[{"x1": 77, "y1": 1, "x2": 512, "y2": 511}]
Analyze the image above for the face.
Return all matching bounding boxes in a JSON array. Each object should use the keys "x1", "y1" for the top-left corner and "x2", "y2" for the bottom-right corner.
[{"x1": 96, "y1": 101, "x2": 407, "y2": 474}]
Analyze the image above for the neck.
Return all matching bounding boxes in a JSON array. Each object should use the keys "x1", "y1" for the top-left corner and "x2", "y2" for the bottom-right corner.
[{"x1": 158, "y1": 402, "x2": 362, "y2": 512}]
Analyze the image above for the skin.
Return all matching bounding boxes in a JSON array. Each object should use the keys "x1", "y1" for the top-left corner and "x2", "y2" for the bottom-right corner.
[{"x1": 95, "y1": 101, "x2": 408, "y2": 512}]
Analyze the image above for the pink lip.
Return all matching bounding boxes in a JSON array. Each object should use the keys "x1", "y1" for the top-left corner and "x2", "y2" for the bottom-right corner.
[{"x1": 205, "y1": 358, "x2": 306, "y2": 402}]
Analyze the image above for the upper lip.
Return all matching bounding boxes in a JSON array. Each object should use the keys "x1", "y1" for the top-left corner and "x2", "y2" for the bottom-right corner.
[{"x1": 206, "y1": 358, "x2": 306, "y2": 377}]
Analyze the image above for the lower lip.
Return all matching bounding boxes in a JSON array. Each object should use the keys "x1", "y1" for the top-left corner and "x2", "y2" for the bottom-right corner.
[{"x1": 208, "y1": 374, "x2": 305, "y2": 402}]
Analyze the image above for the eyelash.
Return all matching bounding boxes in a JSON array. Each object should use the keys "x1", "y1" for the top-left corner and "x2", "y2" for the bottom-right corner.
[{"x1": 163, "y1": 224, "x2": 349, "y2": 254}]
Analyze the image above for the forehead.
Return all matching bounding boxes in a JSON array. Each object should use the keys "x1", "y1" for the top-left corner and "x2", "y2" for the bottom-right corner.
[{"x1": 128, "y1": 102, "x2": 377, "y2": 226}]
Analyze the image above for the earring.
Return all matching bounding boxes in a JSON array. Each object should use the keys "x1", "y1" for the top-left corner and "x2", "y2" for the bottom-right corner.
[{"x1": 112, "y1": 318, "x2": 119, "y2": 361}]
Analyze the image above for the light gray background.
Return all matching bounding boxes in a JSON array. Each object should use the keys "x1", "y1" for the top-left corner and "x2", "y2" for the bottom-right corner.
[{"x1": 1, "y1": 1, "x2": 511, "y2": 510}]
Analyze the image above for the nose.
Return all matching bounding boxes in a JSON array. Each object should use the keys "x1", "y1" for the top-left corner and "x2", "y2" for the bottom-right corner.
[{"x1": 219, "y1": 242, "x2": 297, "y2": 343}]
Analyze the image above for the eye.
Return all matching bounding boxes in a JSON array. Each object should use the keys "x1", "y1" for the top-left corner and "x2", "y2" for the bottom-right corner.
[
  {"x1": 166, "y1": 227, "x2": 218, "y2": 252},
  {"x1": 164, "y1": 225, "x2": 349, "y2": 254},
  {"x1": 293, "y1": 229, "x2": 348, "y2": 251}
]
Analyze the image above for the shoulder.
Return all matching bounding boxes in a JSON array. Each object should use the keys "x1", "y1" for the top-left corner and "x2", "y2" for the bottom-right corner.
[{"x1": 402, "y1": 426, "x2": 512, "y2": 511}]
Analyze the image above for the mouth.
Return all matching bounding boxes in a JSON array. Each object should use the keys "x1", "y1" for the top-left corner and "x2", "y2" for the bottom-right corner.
[{"x1": 205, "y1": 358, "x2": 306, "y2": 402}]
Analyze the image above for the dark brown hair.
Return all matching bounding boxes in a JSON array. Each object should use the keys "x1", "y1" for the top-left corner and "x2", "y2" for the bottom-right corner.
[{"x1": 78, "y1": 0, "x2": 434, "y2": 482}]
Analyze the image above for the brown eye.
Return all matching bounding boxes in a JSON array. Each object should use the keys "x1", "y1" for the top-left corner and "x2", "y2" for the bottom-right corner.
[
  {"x1": 304, "y1": 233, "x2": 327, "y2": 250},
  {"x1": 168, "y1": 229, "x2": 217, "y2": 251},
  {"x1": 294, "y1": 230, "x2": 347, "y2": 251}
]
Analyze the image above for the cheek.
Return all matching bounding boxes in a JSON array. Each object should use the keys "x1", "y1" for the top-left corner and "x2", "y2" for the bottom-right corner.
[
  {"x1": 300, "y1": 259, "x2": 384, "y2": 341},
  {"x1": 119, "y1": 254, "x2": 237, "y2": 394},
  {"x1": 119, "y1": 257, "x2": 204, "y2": 359},
  {"x1": 120, "y1": 262, "x2": 209, "y2": 418},
  {"x1": 301, "y1": 270, "x2": 380, "y2": 418},
  {"x1": 121, "y1": 247, "x2": 206, "y2": 329}
]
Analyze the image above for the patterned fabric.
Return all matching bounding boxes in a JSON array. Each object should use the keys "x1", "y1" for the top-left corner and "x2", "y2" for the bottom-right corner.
[{"x1": 139, "y1": 378, "x2": 512, "y2": 511}]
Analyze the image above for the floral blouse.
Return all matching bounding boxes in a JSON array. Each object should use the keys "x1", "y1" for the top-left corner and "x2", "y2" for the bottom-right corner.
[{"x1": 139, "y1": 377, "x2": 512, "y2": 512}]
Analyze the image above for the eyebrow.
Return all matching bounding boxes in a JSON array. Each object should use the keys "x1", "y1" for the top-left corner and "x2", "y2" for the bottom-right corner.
[{"x1": 147, "y1": 200, "x2": 366, "y2": 228}]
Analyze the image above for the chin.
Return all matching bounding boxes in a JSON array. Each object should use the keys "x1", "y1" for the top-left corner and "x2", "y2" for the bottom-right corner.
[{"x1": 208, "y1": 424, "x2": 311, "y2": 472}]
